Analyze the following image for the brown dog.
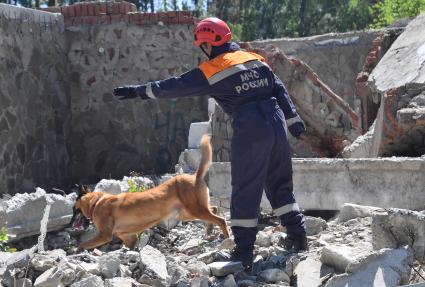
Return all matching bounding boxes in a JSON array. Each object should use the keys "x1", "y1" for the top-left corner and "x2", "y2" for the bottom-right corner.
[{"x1": 72, "y1": 135, "x2": 230, "y2": 251}]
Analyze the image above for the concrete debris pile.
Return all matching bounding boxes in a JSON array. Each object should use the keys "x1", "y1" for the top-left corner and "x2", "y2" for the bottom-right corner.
[
  {"x1": 344, "y1": 13, "x2": 425, "y2": 158},
  {"x1": 1, "y1": 192, "x2": 424, "y2": 287}
]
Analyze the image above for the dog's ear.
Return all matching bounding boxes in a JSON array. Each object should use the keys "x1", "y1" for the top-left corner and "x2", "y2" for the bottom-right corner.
[{"x1": 82, "y1": 185, "x2": 92, "y2": 194}]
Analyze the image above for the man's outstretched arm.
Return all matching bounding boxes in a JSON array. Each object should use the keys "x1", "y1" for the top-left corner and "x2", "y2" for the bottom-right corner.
[{"x1": 113, "y1": 68, "x2": 210, "y2": 100}]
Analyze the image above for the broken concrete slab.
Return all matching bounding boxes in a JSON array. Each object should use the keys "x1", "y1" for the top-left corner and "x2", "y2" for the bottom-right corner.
[
  {"x1": 305, "y1": 216, "x2": 328, "y2": 235},
  {"x1": 209, "y1": 158, "x2": 425, "y2": 211},
  {"x1": 345, "y1": 85, "x2": 425, "y2": 157},
  {"x1": 325, "y1": 247, "x2": 413, "y2": 287},
  {"x1": 372, "y1": 208, "x2": 425, "y2": 261},
  {"x1": 208, "y1": 261, "x2": 244, "y2": 277},
  {"x1": 138, "y1": 245, "x2": 169, "y2": 286},
  {"x1": 369, "y1": 13, "x2": 425, "y2": 93},
  {"x1": 176, "y1": 149, "x2": 201, "y2": 173},
  {"x1": 294, "y1": 256, "x2": 335, "y2": 287},
  {"x1": 320, "y1": 242, "x2": 374, "y2": 272},
  {"x1": 337, "y1": 203, "x2": 382, "y2": 222},
  {"x1": 4, "y1": 189, "x2": 76, "y2": 241},
  {"x1": 188, "y1": 122, "x2": 210, "y2": 149}
]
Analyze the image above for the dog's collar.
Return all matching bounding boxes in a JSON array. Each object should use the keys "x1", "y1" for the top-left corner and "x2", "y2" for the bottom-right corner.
[
  {"x1": 88, "y1": 204, "x2": 96, "y2": 219},
  {"x1": 87, "y1": 194, "x2": 103, "y2": 220}
]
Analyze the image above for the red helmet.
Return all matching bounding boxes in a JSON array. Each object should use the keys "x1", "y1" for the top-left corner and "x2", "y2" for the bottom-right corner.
[{"x1": 194, "y1": 17, "x2": 232, "y2": 47}]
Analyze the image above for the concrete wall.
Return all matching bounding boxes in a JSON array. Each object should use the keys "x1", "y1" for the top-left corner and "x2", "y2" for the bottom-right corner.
[
  {"x1": 208, "y1": 158, "x2": 425, "y2": 211},
  {"x1": 0, "y1": 3, "x2": 208, "y2": 195},
  {"x1": 0, "y1": 4, "x2": 71, "y2": 195},
  {"x1": 251, "y1": 31, "x2": 380, "y2": 108},
  {"x1": 65, "y1": 18, "x2": 208, "y2": 182}
]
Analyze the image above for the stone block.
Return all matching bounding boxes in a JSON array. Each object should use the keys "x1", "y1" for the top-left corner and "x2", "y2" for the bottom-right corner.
[
  {"x1": 337, "y1": 203, "x2": 382, "y2": 222},
  {"x1": 324, "y1": 247, "x2": 413, "y2": 287},
  {"x1": 372, "y1": 208, "x2": 425, "y2": 260},
  {"x1": 4, "y1": 189, "x2": 76, "y2": 241},
  {"x1": 305, "y1": 216, "x2": 328, "y2": 235},
  {"x1": 208, "y1": 261, "x2": 244, "y2": 277},
  {"x1": 320, "y1": 243, "x2": 373, "y2": 272},
  {"x1": 188, "y1": 122, "x2": 211, "y2": 149},
  {"x1": 138, "y1": 245, "x2": 169, "y2": 286}
]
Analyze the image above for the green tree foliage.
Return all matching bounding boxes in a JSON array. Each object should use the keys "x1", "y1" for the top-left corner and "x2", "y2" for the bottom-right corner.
[{"x1": 371, "y1": 0, "x2": 425, "y2": 28}]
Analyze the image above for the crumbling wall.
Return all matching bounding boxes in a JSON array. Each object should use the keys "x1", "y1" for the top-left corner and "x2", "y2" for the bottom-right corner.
[
  {"x1": 59, "y1": 5, "x2": 208, "y2": 181},
  {"x1": 0, "y1": 4, "x2": 71, "y2": 195},
  {"x1": 0, "y1": 3, "x2": 209, "y2": 195},
  {"x1": 344, "y1": 13, "x2": 425, "y2": 157},
  {"x1": 251, "y1": 31, "x2": 382, "y2": 108}
]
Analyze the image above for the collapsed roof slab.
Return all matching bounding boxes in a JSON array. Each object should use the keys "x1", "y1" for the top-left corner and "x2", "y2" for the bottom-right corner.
[
  {"x1": 346, "y1": 13, "x2": 425, "y2": 157},
  {"x1": 208, "y1": 157, "x2": 425, "y2": 211},
  {"x1": 369, "y1": 13, "x2": 425, "y2": 93}
]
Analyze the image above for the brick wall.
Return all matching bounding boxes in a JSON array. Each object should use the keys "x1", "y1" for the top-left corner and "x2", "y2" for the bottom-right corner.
[{"x1": 41, "y1": 2, "x2": 195, "y2": 26}]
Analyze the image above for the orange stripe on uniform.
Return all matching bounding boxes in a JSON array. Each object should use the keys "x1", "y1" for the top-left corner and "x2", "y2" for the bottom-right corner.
[{"x1": 199, "y1": 51, "x2": 265, "y2": 79}]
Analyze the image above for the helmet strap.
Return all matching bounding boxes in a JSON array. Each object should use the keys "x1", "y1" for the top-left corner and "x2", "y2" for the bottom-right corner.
[{"x1": 200, "y1": 45, "x2": 211, "y2": 59}]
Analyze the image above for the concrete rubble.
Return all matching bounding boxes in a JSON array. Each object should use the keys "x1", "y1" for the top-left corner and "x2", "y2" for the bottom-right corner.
[
  {"x1": 1, "y1": 199, "x2": 424, "y2": 287},
  {"x1": 344, "y1": 13, "x2": 425, "y2": 157}
]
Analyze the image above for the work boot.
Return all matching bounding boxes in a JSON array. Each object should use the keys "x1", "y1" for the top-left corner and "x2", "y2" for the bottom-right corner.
[
  {"x1": 281, "y1": 233, "x2": 308, "y2": 252},
  {"x1": 229, "y1": 247, "x2": 254, "y2": 270}
]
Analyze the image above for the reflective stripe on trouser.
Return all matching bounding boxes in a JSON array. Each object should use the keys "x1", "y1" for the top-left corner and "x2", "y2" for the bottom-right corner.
[{"x1": 230, "y1": 99, "x2": 306, "y2": 249}]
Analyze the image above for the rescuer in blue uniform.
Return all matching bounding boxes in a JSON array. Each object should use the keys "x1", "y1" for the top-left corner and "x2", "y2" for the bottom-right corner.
[{"x1": 113, "y1": 17, "x2": 308, "y2": 268}]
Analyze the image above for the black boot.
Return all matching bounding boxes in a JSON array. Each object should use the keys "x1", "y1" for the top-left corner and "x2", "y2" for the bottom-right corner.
[
  {"x1": 230, "y1": 246, "x2": 254, "y2": 269},
  {"x1": 281, "y1": 233, "x2": 308, "y2": 252}
]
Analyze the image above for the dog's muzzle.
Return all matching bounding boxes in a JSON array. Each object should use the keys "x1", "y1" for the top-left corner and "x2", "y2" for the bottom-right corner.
[{"x1": 70, "y1": 209, "x2": 86, "y2": 231}]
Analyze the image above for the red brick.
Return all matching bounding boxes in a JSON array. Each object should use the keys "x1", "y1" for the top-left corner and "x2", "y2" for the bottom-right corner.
[
  {"x1": 112, "y1": 3, "x2": 120, "y2": 14},
  {"x1": 100, "y1": 15, "x2": 111, "y2": 24},
  {"x1": 128, "y1": 12, "x2": 138, "y2": 25},
  {"x1": 61, "y1": 6, "x2": 70, "y2": 17},
  {"x1": 41, "y1": 7, "x2": 61, "y2": 13},
  {"x1": 157, "y1": 12, "x2": 168, "y2": 23},
  {"x1": 128, "y1": 3, "x2": 137, "y2": 12},
  {"x1": 110, "y1": 14, "x2": 121, "y2": 22},
  {"x1": 121, "y1": 14, "x2": 129, "y2": 22},
  {"x1": 149, "y1": 13, "x2": 159, "y2": 23},
  {"x1": 178, "y1": 12, "x2": 193, "y2": 24},
  {"x1": 140, "y1": 13, "x2": 149, "y2": 25},
  {"x1": 68, "y1": 6, "x2": 75, "y2": 17},
  {"x1": 99, "y1": 3, "x2": 107, "y2": 14},
  {"x1": 87, "y1": 4, "x2": 95, "y2": 16},
  {"x1": 80, "y1": 4, "x2": 88, "y2": 16},
  {"x1": 87, "y1": 76, "x2": 96, "y2": 86},
  {"x1": 74, "y1": 4, "x2": 82, "y2": 17},
  {"x1": 119, "y1": 3, "x2": 125, "y2": 14},
  {"x1": 167, "y1": 11, "x2": 177, "y2": 18}
]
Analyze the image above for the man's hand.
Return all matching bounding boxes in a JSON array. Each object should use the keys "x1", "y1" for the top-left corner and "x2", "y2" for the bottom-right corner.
[
  {"x1": 113, "y1": 86, "x2": 138, "y2": 100},
  {"x1": 288, "y1": 121, "x2": 306, "y2": 139}
]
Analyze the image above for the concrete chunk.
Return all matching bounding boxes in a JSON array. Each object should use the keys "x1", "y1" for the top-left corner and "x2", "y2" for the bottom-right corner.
[
  {"x1": 324, "y1": 247, "x2": 413, "y2": 287},
  {"x1": 208, "y1": 261, "x2": 244, "y2": 277},
  {"x1": 372, "y1": 208, "x2": 425, "y2": 260},
  {"x1": 188, "y1": 122, "x2": 210, "y2": 149},
  {"x1": 4, "y1": 190, "x2": 76, "y2": 241},
  {"x1": 320, "y1": 243, "x2": 373, "y2": 272},
  {"x1": 338, "y1": 203, "x2": 382, "y2": 222}
]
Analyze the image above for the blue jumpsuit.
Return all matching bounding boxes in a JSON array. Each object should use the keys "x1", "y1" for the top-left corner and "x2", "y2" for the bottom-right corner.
[{"x1": 131, "y1": 42, "x2": 306, "y2": 251}]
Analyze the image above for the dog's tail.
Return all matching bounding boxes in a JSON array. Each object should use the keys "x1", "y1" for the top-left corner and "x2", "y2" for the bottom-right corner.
[{"x1": 195, "y1": 134, "x2": 212, "y2": 182}]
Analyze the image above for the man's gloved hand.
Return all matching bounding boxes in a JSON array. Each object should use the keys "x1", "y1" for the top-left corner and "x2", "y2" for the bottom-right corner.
[
  {"x1": 288, "y1": 121, "x2": 306, "y2": 139},
  {"x1": 113, "y1": 86, "x2": 138, "y2": 100}
]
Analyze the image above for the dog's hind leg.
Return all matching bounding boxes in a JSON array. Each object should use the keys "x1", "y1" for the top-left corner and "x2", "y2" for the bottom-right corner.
[
  {"x1": 116, "y1": 232, "x2": 138, "y2": 250},
  {"x1": 191, "y1": 209, "x2": 230, "y2": 239},
  {"x1": 205, "y1": 206, "x2": 218, "y2": 235}
]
